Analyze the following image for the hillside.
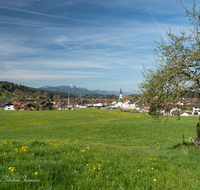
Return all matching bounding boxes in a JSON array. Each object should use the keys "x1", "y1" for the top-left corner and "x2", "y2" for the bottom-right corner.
[
  {"x1": 0, "y1": 81, "x2": 77, "y2": 101},
  {"x1": 0, "y1": 81, "x2": 119, "y2": 101}
]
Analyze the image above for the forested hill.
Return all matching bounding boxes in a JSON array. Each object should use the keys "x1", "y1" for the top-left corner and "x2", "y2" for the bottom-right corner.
[
  {"x1": 0, "y1": 81, "x2": 77, "y2": 101},
  {"x1": 0, "y1": 81, "x2": 118, "y2": 101}
]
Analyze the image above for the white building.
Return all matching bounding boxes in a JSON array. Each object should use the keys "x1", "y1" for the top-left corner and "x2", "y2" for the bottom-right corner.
[
  {"x1": 93, "y1": 102, "x2": 103, "y2": 107},
  {"x1": 79, "y1": 105, "x2": 87, "y2": 108},
  {"x1": 193, "y1": 106, "x2": 200, "y2": 116},
  {"x1": 119, "y1": 87, "x2": 123, "y2": 101},
  {"x1": 3, "y1": 103, "x2": 15, "y2": 110}
]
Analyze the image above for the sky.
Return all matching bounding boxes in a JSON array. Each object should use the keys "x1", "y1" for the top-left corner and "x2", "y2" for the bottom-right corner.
[{"x1": 0, "y1": 0, "x2": 198, "y2": 93}]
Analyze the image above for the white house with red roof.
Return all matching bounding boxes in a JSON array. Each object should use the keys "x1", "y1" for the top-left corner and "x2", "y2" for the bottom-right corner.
[{"x1": 79, "y1": 105, "x2": 87, "y2": 108}]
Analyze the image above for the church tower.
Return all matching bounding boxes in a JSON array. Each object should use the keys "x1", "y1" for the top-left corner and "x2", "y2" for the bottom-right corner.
[{"x1": 119, "y1": 87, "x2": 123, "y2": 101}]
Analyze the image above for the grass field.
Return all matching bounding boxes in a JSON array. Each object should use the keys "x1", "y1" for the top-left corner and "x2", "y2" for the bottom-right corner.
[{"x1": 0, "y1": 109, "x2": 199, "y2": 189}]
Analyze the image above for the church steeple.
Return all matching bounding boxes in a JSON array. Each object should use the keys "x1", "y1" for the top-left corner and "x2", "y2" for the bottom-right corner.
[{"x1": 119, "y1": 87, "x2": 123, "y2": 101}]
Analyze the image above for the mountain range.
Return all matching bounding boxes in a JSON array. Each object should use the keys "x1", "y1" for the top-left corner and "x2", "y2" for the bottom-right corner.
[{"x1": 38, "y1": 85, "x2": 132, "y2": 95}]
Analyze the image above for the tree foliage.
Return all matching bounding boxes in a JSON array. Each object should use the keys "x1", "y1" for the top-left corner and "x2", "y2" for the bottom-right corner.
[{"x1": 139, "y1": 0, "x2": 200, "y2": 112}]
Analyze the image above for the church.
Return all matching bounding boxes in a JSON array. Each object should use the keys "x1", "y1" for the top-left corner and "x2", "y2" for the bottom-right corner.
[{"x1": 119, "y1": 87, "x2": 123, "y2": 101}]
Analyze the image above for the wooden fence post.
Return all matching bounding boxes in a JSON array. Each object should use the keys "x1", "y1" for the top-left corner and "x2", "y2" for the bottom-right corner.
[{"x1": 183, "y1": 134, "x2": 185, "y2": 144}]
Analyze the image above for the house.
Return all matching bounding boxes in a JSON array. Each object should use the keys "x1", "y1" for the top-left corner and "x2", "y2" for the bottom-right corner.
[
  {"x1": 68, "y1": 101, "x2": 79, "y2": 108},
  {"x1": 182, "y1": 98, "x2": 199, "y2": 105},
  {"x1": 57, "y1": 102, "x2": 68, "y2": 110},
  {"x1": 181, "y1": 112, "x2": 190, "y2": 116},
  {"x1": 170, "y1": 107, "x2": 181, "y2": 115},
  {"x1": 120, "y1": 100, "x2": 130, "y2": 109},
  {"x1": 171, "y1": 110, "x2": 189, "y2": 116},
  {"x1": 86, "y1": 101, "x2": 94, "y2": 107},
  {"x1": 129, "y1": 100, "x2": 141, "y2": 110},
  {"x1": 3, "y1": 102, "x2": 15, "y2": 110},
  {"x1": 41, "y1": 102, "x2": 53, "y2": 110},
  {"x1": 23, "y1": 103, "x2": 36, "y2": 111},
  {"x1": 193, "y1": 106, "x2": 200, "y2": 116},
  {"x1": 12, "y1": 102, "x2": 23, "y2": 110},
  {"x1": 144, "y1": 107, "x2": 150, "y2": 112},
  {"x1": 93, "y1": 102, "x2": 103, "y2": 107},
  {"x1": 114, "y1": 101, "x2": 122, "y2": 108},
  {"x1": 79, "y1": 105, "x2": 87, "y2": 108},
  {"x1": 68, "y1": 107, "x2": 74, "y2": 110},
  {"x1": 0, "y1": 101, "x2": 7, "y2": 110}
]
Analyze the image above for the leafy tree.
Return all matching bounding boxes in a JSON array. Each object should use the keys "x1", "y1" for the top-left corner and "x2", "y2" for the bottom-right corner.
[{"x1": 139, "y1": 0, "x2": 200, "y2": 113}]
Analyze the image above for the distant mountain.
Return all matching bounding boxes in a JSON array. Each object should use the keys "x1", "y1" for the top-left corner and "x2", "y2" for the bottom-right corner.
[{"x1": 38, "y1": 85, "x2": 132, "y2": 95}]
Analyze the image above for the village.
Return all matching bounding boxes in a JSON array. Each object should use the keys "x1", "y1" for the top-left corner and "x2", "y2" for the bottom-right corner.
[{"x1": 0, "y1": 90, "x2": 200, "y2": 116}]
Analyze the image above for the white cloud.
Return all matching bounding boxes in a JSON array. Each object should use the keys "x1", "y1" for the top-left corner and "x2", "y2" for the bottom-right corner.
[
  {"x1": 0, "y1": 0, "x2": 41, "y2": 8},
  {"x1": 0, "y1": 69, "x2": 106, "y2": 80},
  {"x1": 0, "y1": 0, "x2": 195, "y2": 91}
]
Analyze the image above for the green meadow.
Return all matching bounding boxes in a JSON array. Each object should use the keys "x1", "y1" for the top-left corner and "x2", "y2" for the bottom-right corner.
[{"x1": 0, "y1": 109, "x2": 199, "y2": 189}]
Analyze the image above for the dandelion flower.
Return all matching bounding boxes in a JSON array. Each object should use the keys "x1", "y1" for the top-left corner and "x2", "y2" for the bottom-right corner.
[
  {"x1": 75, "y1": 171, "x2": 77, "y2": 173},
  {"x1": 151, "y1": 168, "x2": 154, "y2": 170},
  {"x1": 154, "y1": 179, "x2": 156, "y2": 182},
  {"x1": 138, "y1": 169, "x2": 140, "y2": 171},
  {"x1": 34, "y1": 172, "x2": 38, "y2": 175}
]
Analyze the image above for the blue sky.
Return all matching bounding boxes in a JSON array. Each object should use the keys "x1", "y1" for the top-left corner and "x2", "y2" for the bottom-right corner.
[{"x1": 0, "y1": 0, "x2": 198, "y2": 93}]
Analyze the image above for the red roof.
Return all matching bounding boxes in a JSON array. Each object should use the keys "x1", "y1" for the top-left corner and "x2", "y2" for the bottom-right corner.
[{"x1": 12, "y1": 102, "x2": 21, "y2": 106}]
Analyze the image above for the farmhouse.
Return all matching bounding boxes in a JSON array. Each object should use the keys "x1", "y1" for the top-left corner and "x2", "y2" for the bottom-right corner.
[{"x1": 3, "y1": 102, "x2": 15, "y2": 110}]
